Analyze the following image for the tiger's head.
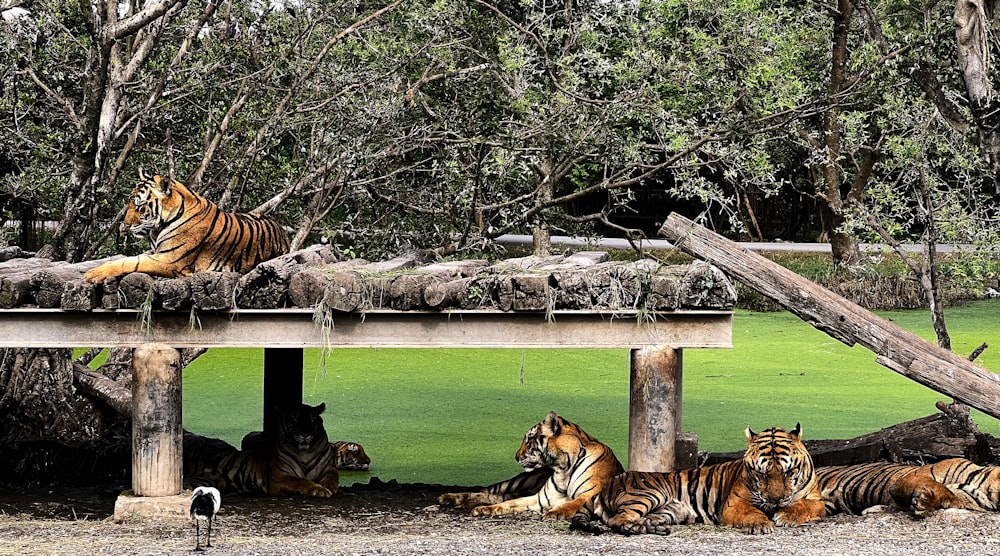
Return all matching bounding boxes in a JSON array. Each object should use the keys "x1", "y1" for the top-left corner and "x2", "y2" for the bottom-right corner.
[
  {"x1": 514, "y1": 411, "x2": 596, "y2": 472},
  {"x1": 741, "y1": 423, "x2": 817, "y2": 513},
  {"x1": 120, "y1": 170, "x2": 182, "y2": 238},
  {"x1": 333, "y1": 441, "x2": 371, "y2": 471},
  {"x1": 275, "y1": 402, "x2": 330, "y2": 453}
]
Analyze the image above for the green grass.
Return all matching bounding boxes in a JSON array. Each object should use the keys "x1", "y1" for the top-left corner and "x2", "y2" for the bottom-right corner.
[{"x1": 181, "y1": 299, "x2": 1000, "y2": 487}]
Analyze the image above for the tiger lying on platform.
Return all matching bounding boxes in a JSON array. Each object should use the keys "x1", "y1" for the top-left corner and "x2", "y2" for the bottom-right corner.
[
  {"x1": 817, "y1": 458, "x2": 1000, "y2": 516},
  {"x1": 84, "y1": 171, "x2": 289, "y2": 283},
  {"x1": 184, "y1": 403, "x2": 342, "y2": 497},
  {"x1": 438, "y1": 411, "x2": 624, "y2": 520},
  {"x1": 571, "y1": 424, "x2": 826, "y2": 535}
]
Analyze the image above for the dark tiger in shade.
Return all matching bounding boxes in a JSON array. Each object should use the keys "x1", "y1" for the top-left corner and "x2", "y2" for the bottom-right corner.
[
  {"x1": 438, "y1": 411, "x2": 624, "y2": 519},
  {"x1": 572, "y1": 424, "x2": 826, "y2": 535},
  {"x1": 85, "y1": 171, "x2": 289, "y2": 283},
  {"x1": 185, "y1": 403, "x2": 339, "y2": 497}
]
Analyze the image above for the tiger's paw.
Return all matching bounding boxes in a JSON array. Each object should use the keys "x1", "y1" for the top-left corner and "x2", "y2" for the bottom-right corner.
[
  {"x1": 439, "y1": 492, "x2": 491, "y2": 509},
  {"x1": 607, "y1": 515, "x2": 671, "y2": 536},
  {"x1": 542, "y1": 506, "x2": 576, "y2": 520},
  {"x1": 773, "y1": 500, "x2": 825, "y2": 527},
  {"x1": 302, "y1": 484, "x2": 333, "y2": 498},
  {"x1": 471, "y1": 504, "x2": 506, "y2": 517},
  {"x1": 908, "y1": 484, "x2": 976, "y2": 516},
  {"x1": 733, "y1": 516, "x2": 775, "y2": 535},
  {"x1": 83, "y1": 266, "x2": 115, "y2": 284}
]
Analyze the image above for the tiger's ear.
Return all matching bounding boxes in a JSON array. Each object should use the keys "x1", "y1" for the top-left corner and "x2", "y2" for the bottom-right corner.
[
  {"x1": 138, "y1": 168, "x2": 150, "y2": 181},
  {"x1": 315, "y1": 402, "x2": 326, "y2": 415},
  {"x1": 745, "y1": 425, "x2": 755, "y2": 444},
  {"x1": 790, "y1": 422, "x2": 802, "y2": 439},
  {"x1": 542, "y1": 411, "x2": 561, "y2": 436}
]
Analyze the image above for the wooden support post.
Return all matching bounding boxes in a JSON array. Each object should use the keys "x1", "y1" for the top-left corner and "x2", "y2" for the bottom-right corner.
[
  {"x1": 262, "y1": 347, "x2": 304, "y2": 435},
  {"x1": 628, "y1": 346, "x2": 683, "y2": 472},
  {"x1": 131, "y1": 343, "x2": 182, "y2": 497}
]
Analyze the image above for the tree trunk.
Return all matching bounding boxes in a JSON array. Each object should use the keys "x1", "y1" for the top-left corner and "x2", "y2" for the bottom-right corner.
[
  {"x1": 701, "y1": 402, "x2": 996, "y2": 467},
  {"x1": 49, "y1": 0, "x2": 187, "y2": 261},
  {"x1": 821, "y1": 0, "x2": 863, "y2": 266},
  {"x1": 0, "y1": 348, "x2": 130, "y2": 483},
  {"x1": 955, "y1": 0, "x2": 1000, "y2": 192}
]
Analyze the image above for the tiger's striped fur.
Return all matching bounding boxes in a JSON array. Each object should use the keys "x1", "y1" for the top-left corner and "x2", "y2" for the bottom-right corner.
[
  {"x1": 438, "y1": 412, "x2": 623, "y2": 519},
  {"x1": 915, "y1": 458, "x2": 1000, "y2": 511},
  {"x1": 185, "y1": 403, "x2": 339, "y2": 497},
  {"x1": 84, "y1": 171, "x2": 289, "y2": 283},
  {"x1": 331, "y1": 440, "x2": 371, "y2": 471},
  {"x1": 437, "y1": 469, "x2": 555, "y2": 510},
  {"x1": 816, "y1": 462, "x2": 974, "y2": 516},
  {"x1": 572, "y1": 424, "x2": 825, "y2": 535}
]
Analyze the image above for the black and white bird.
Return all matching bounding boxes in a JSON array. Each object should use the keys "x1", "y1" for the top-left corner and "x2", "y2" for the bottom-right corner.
[{"x1": 189, "y1": 486, "x2": 221, "y2": 551}]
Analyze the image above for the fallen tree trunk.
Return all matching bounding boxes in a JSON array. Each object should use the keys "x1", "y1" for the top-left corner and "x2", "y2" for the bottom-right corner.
[
  {"x1": 700, "y1": 402, "x2": 997, "y2": 466},
  {"x1": 659, "y1": 213, "x2": 1000, "y2": 420}
]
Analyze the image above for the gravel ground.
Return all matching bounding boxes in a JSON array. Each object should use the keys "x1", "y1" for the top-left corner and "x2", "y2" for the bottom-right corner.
[{"x1": 1, "y1": 481, "x2": 1000, "y2": 556}]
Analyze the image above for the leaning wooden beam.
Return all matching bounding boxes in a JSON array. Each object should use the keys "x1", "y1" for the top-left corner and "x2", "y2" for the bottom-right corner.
[{"x1": 659, "y1": 212, "x2": 1000, "y2": 421}]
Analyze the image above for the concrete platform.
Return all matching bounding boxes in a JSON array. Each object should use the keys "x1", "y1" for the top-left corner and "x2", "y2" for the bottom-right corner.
[{"x1": 113, "y1": 491, "x2": 190, "y2": 523}]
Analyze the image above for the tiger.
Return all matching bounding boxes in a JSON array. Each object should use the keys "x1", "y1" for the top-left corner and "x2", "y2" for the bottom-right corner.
[
  {"x1": 913, "y1": 458, "x2": 1000, "y2": 512},
  {"x1": 184, "y1": 403, "x2": 339, "y2": 497},
  {"x1": 438, "y1": 411, "x2": 624, "y2": 520},
  {"x1": 332, "y1": 440, "x2": 371, "y2": 471},
  {"x1": 571, "y1": 424, "x2": 825, "y2": 535},
  {"x1": 84, "y1": 171, "x2": 289, "y2": 283},
  {"x1": 816, "y1": 461, "x2": 977, "y2": 517}
]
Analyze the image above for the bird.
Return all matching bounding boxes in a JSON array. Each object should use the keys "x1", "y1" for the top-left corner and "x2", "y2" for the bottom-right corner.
[{"x1": 189, "y1": 486, "x2": 221, "y2": 551}]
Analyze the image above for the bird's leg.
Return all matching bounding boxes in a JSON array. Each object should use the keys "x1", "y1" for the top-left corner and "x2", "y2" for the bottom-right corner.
[
  {"x1": 206, "y1": 518, "x2": 213, "y2": 548},
  {"x1": 194, "y1": 521, "x2": 203, "y2": 551}
]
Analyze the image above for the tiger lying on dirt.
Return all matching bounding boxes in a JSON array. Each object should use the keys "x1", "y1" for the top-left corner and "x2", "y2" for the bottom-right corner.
[{"x1": 439, "y1": 411, "x2": 624, "y2": 520}]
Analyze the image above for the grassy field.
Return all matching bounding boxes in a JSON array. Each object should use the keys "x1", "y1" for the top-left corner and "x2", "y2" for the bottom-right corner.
[{"x1": 181, "y1": 299, "x2": 1000, "y2": 487}]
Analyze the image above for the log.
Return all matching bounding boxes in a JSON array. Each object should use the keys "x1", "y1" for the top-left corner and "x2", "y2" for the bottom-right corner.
[
  {"x1": 189, "y1": 271, "x2": 241, "y2": 310},
  {"x1": 323, "y1": 271, "x2": 365, "y2": 312},
  {"x1": 131, "y1": 343, "x2": 182, "y2": 496},
  {"x1": 60, "y1": 279, "x2": 97, "y2": 311},
  {"x1": 288, "y1": 268, "x2": 328, "y2": 308},
  {"x1": 659, "y1": 212, "x2": 1000, "y2": 420},
  {"x1": 117, "y1": 272, "x2": 157, "y2": 309},
  {"x1": 511, "y1": 274, "x2": 550, "y2": 311},
  {"x1": 233, "y1": 245, "x2": 339, "y2": 309},
  {"x1": 388, "y1": 273, "x2": 432, "y2": 310},
  {"x1": 157, "y1": 277, "x2": 191, "y2": 311},
  {"x1": 423, "y1": 276, "x2": 475, "y2": 309},
  {"x1": 700, "y1": 404, "x2": 995, "y2": 467},
  {"x1": 0, "y1": 275, "x2": 33, "y2": 308},
  {"x1": 73, "y1": 362, "x2": 132, "y2": 416},
  {"x1": 0, "y1": 245, "x2": 34, "y2": 261}
]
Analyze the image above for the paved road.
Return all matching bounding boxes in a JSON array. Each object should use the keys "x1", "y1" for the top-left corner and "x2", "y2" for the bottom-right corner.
[{"x1": 495, "y1": 234, "x2": 970, "y2": 253}]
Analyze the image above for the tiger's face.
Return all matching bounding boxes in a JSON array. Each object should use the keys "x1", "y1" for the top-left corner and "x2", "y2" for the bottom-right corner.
[
  {"x1": 276, "y1": 403, "x2": 329, "y2": 452},
  {"x1": 120, "y1": 171, "x2": 179, "y2": 238},
  {"x1": 741, "y1": 423, "x2": 815, "y2": 512},
  {"x1": 334, "y1": 441, "x2": 371, "y2": 471},
  {"x1": 514, "y1": 411, "x2": 588, "y2": 472}
]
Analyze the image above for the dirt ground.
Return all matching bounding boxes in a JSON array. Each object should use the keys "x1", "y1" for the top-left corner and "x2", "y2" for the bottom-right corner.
[{"x1": 2, "y1": 478, "x2": 1000, "y2": 556}]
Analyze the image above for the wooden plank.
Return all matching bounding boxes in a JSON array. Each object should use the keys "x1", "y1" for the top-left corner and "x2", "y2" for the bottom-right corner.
[
  {"x1": 0, "y1": 309, "x2": 733, "y2": 349},
  {"x1": 659, "y1": 212, "x2": 1000, "y2": 420}
]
